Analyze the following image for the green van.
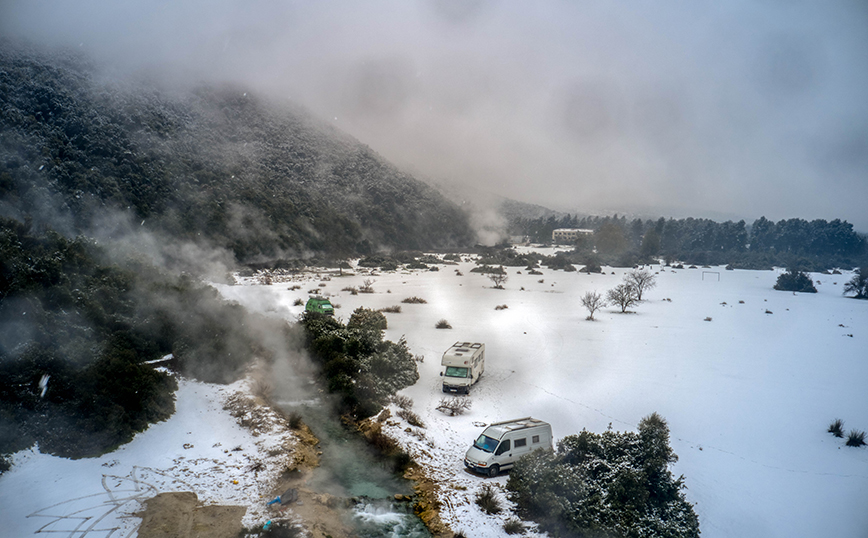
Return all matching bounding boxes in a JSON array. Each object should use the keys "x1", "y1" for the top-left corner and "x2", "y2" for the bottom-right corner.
[{"x1": 305, "y1": 297, "x2": 334, "y2": 316}]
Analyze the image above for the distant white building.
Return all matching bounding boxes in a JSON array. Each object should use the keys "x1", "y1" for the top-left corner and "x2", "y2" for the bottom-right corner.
[{"x1": 552, "y1": 228, "x2": 593, "y2": 244}]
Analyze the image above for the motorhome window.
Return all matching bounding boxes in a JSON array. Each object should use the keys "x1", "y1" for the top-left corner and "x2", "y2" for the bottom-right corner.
[
  {"x1": 474, "y1": 435, "x2": 499, "y2": 453},
  {"x1": 514, "y1": 438, "x2": 527, "y2": 448},
  {"x1": 445, "y1": 366, "x2": 469, "y2": 378},
  {"x1": 495, "y1": 440, "x2": 511, "y2": 456},
  {"x1": 532, "y1": 435, "x2": 540, "y2": 444}
]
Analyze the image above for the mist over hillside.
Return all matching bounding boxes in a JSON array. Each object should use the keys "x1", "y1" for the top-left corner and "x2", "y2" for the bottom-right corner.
[{"x1": 0, "y1": 42, "x2": 475, "y2": 267}]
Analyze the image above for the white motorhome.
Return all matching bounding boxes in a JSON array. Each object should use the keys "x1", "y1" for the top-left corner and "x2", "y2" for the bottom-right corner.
[
  {"x1": 440, "y1": 342, "x2": 485, "y2": 394},
  {"x1": 464, "y1": 417, "x2": 553, "y2": 477}
]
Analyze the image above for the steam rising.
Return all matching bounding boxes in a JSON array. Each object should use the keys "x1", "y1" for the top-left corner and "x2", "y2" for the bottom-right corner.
[{"x1": 2, "y1": 0, "x2": 867, "y2": 229}]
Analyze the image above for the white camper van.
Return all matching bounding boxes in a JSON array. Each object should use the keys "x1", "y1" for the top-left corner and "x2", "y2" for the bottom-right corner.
[
  {"x1": 464, "y1": 417, "x2": 553, "y2": 477},
  {"x1": 440, "y1": 342, "x2": 485, "y2": 394}
]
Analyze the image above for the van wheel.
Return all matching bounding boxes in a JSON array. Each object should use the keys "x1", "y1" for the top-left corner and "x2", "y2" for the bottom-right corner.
[{"x1": 487, "y1": 465, "x2": 499, "y2": 478}]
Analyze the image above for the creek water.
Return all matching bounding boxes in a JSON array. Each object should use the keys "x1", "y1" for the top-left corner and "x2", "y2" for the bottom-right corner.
[{"x1": 277, "y1": 399, "x2": 430, "y2": 538}]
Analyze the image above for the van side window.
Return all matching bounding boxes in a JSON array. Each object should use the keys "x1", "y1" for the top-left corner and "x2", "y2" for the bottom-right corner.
[
  {"x1": 514, "y1": 438, "x2": 527, "y2": 448},
  {"x1": 495, "y1": 440, "x2": 511, "y2": 456},
  {"x1": 532, "y1": 435, "x2": 540, "y2": 444}
]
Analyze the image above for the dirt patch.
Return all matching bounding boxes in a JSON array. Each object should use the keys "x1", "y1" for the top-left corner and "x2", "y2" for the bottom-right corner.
[{"x1": 137, "y1": 492, "x2": 246, "y2": 538}]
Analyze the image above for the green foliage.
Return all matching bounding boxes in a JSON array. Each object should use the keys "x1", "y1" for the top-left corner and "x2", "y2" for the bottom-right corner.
[
  {"x1": 347, "y1": 307, "x2": 388, "y2": 332},
  {"x1": 300, "y1": 312, "x2": 419, "y2": 418},
  {"x1": 773, "y1": 269, "x2": 817, "y2": 293},
  {"x1": 509, "y1": 213, "x2": 866, "y2": 271},
  {"x1": 0, "y1": 219, "x2": 272, "y2": 457},
  {"x1": 507, "y1": 415, "x2": 699, "y2": 538},
  {"x1": 843, "y1": 267, "x2": 868, "y2": 299}
]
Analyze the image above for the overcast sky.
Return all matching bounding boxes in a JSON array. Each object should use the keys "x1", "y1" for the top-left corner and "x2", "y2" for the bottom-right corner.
[{"x1": 3, "y1": 0, "x2": 868, "y2": 229}]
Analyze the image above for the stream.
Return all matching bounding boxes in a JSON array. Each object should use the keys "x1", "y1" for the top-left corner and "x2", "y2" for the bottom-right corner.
[{"x1": 277, "y1": 399, "x2": 431, "y2": 538}]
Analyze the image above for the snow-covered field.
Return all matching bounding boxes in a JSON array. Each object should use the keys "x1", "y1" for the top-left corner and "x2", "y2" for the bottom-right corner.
[
  {"x1": 2, "y1": 252, "x2": 865, "y2": 538},
  {"x1": 0, "y1": 377, "x2": 297, "y2": 538},
  {"x1": 218, "y1": 253, "x2": 868, "y2": 538}
]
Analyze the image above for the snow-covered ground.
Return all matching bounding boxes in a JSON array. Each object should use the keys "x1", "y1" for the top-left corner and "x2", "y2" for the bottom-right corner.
[
  {"x1": 218, "y1": 254, "x2": 868, "y2": 538},
  {"x1": 0, "y1": 377, "x2": 297, "y2": 538},
  {"x1": 2, "y1": 253, "x2": 865, "y2": 538}
]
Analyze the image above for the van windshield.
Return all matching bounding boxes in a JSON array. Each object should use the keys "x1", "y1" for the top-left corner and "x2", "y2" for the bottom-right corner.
[
  {"x1": 474, "y1": 434, "x2": 499, "y2": 453},
  {"x1": 445, "y1": 366, "x2": 469, "y2": 378}
]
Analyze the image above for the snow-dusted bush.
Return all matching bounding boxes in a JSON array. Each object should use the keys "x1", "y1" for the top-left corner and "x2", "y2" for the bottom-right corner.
[
  {"x1": 436, "y1": 397, "x2": 472, "y2": 416},
  {"x1": 359, "y1": 278, "x2": 376, "y2": 293},
  {"x1": 402, "y1": 296, "x2": 428, "y2": 304},
  {"x1": 503, "y1": 519, "x2": 525, "y2": 535},
  {"x1": 476, "y1": 484, "x2": 502, "y2": 514},
  {"x1": 774, "y1": 269, "x2": 817, "y2": 293},
  {"x1": 392, "y1": 394, "x2": 414, "y2": 410},
  {"x1": 507, "y1": 413, "x2": 699, "y2": 538},
  {"x1": 397, "y1": 408, "x2": 425, "y2": 428}
]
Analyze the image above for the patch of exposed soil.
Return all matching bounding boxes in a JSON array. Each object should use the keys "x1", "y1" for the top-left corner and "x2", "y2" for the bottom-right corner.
[{"x1": 136, "y1": 492, "x2": 246, "y2": 538}]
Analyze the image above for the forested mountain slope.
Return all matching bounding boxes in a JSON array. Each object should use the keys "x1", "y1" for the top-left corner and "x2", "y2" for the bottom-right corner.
[{"x1": 0, "y1": 43, "x2": 474, "y2": 262}]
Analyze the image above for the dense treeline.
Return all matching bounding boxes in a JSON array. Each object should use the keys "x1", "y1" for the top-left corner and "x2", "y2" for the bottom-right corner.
[
  {"x1": 0, "y1": 218, "x2": 288, "y2": 460},
  {"x1": 0, "y1": 43, "x2": 474, "y2": 263},
  {"x1": 510, "y1": 213, "x2": 867, "y2": 271},
  {"x1": 300, "y1": 309, "x2": 419, "y2": 418},
  {"x1": 508, "y1": 414, "x2": 699, "y2": 538}
]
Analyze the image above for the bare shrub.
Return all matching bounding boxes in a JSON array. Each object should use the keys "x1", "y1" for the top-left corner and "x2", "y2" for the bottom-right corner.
[
  {"x1": 435, "y1": 319, "x2": 452, "y2": 329},
  {"x1": 342, "y1": 286, "x2": 359, "y2": 295},
  {"x1": 828, "y1": 418, "x2": 845, "y2": 438},
  {"x1": 495, "y1": 304, "x2": 509, "y2": 310},
  {"x1": 293, "y1": 298, "x2": 304, "y2": 306},
  {"x1": 288, "y1": 412, "x2": 303, "y2": 430},
  {"x1": 581, "y1": 291, "x2": 606, "y2": 321},
  {"x1": 846, "y1": 430, "x2": 866, "y2": 447},
  {"x1": 475, "y1": 484, "x2": 502, "y2": 514},
  {"x1": 607, "y1": 283, "x2": 639, "y2": 313},
  {"x1": 252, "y1": 378, "x2": 273, "y2": 399},
  {"x1": 288, "y1": 285, "x2": 301, "y2": 290},
  {"x1": 503, "y1": 519, "x2": 525, "y2": 535},
  {"x1": 402, "y1": 296, "x2": 428, "y2": 304},
  {"x1": 379, "y1": 305, "x2": 402, "y2": 313},
  {"x1": 359, "y1": 278, "x2": 376, "y2": 293},
  {"x1": 392, "y1": 394, "x2": 414, "y2": 410},
  {"x1": 625, "y1": 268, "x2": 657, "y2": 300},
  {"x1": 436, "y1": 397, "x2": 472, "y2": 416},
  {"x1": 397, "y1": 408, "x2": 425, "y2": 428},
  {"x1": 488, "y1": 270, "x2": 508, "y2": 289}
]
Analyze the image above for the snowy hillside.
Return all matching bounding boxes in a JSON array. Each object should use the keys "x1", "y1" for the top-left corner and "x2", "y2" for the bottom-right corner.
[{"x1": 218, "y1": 252, "x2": 868, "y2": 538}]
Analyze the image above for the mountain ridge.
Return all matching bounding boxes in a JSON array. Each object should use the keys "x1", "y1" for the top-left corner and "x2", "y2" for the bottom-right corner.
[{"x1": 0, "y1": 42, "x2": 475, "y2": 265}]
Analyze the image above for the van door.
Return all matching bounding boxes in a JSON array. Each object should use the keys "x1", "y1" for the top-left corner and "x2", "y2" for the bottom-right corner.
[{"x1": 493, "y1": 439, "x2": 512, "y2": 467}]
